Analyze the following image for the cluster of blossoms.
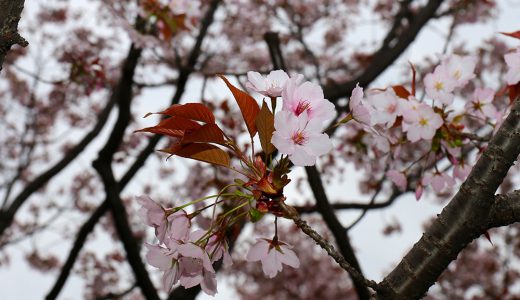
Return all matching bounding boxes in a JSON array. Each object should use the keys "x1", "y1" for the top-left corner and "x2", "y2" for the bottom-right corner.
[
  {"x1": 137, "y1": 71, "x2": 339, "y2": 295},
  {"x1": 137, "y1": 42, "x2": 520, "y2": 295},
  {"x1": 343, "y1": 50, "x2": 520, "y2": 197},
  {"x1": 246, "y1": 70, "x2": 336, "y2": 166}
]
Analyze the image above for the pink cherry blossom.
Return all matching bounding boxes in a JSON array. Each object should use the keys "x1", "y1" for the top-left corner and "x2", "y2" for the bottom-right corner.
[
  {"x1": 177, "y1": 242, "x2": 217, "y2": 295},
  {"x1": 146, "y1": 230, "x2": 219, "y2": 296},
  {"x1": 136, "y1": 195, "x2": 164, "y2": 227},
  {"x1": 246, "y1": 238, "x2": 300, "y2": 278},
  {"x1": 271, "y1": 111, "x2": 333, "y2": 166},
  {"x1": 206, "y1": 236, "x2": 233, "y2": 267},
  {"x1": 442, "y1": 54, "x2": 477, "y2": 87},
  {"x1": 281, "y1": 76, "x2": 336, "y2": 124},
  {"x1": 465, "y1": 87, "x2": 496, "y2": 119},
  {"x1": 386, "y1": 170, "x2": 407, "y2": 191},
  {"x1": 422, "y1": 172, "x2": 455, "y2": 193},
  {"x1": 246, "y1": 70, "x2": 290, "y2": 97},
  {"x1": 166, "y1": 210, "x2": 191, "y2": 242},
  {"x1": 415, "y1": 183, "x2": 424, "y2": 201},
  {"x1": 504, "y1": 48, "x2": 520, "y2": 85},
  {"x1": 402, "y1": 103, "x2": 443, "y2": 142},
  {"x1": 349, "y1": 83, "x2": 372, "y2": 125},
  {"x1": 453, "y1": 163, "x2": 472, "y2": 180},
  {"x1": 145, "y1": 243, "x2": 180, "y2": 292},
  {"x1": 424, "y1": 65, "x2": 456, "y2": 105},
  {"x1": 365, "y1": 88, "x2": 402, "y2": 128}
]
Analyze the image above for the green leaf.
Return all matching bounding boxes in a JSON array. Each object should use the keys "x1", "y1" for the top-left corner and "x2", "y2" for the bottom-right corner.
[
  {"x1": 255, "y1": 101, "x2": 275, "y2": 155},
  {"x1": 248, "y1": 208, "x2": 265, "y2": 223}
]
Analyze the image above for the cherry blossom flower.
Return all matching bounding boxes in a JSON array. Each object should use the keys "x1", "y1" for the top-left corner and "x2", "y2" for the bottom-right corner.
[
  {"x1": 246, "y1": 70, "x2": 290, "y2": 97},
  {"x1": 145, "y1": 243, "x2": 181, "y2": 291},
  {"x1": 465, "y1": 87, "x2": 497, "y2": 119},
  {"x1": 386, "y1": 170, "x2": 407, "y2": 191},
  {"x1": 271, "y1": 111, "x2": 333, "y2": 166},
  {"x1": 365, "y1": 88, "x2": 402, "y2": 128},
  {"x1": 246, "y1": 238, "x2": 300, "y2": 278},
  {"x1": 281, "y1": 76, "x2": 336, "y2": 124},
  {"x1": 145, "y1": 230, "x2": 218, "y2": 296},
  {"x1": 167, "y1": 210, "x2": 191, "y2": 242},
  {"x1": 137, "y1": 195, "x2": 164, "y2": 228},
  {"x1": 402, "y1": 103, "x2": 443, "y2": 142},
  {"x1": 453, "y1": 163, "x2": 472, "y2": 180},
  {"x1": 206, "y1": 235, "x2": 233, "y2": 267},
  {"x1": 349, "y1": 83, "x2": 372, "y2": 125},
  {"x1": 176, "y1": 242, "x2": 217, "y2": 295},
  {"x1": 504, "y1": 48, "x2": 520, "y2": 85},
  {"x1": 422, "y1": 172, "x2": 455, "y2": 193},
  {"x1": 424, "y1": 65, "x2": 456, "y2": 105},
  {"x1": 442, "y1": 54, "x2": 477, "y2": 87},
  {"x1": 415, "y1": 183, "x2": 424, "y2": 201}
]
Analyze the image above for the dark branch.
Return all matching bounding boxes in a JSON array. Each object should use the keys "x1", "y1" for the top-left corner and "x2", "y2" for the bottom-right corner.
[
  {"x1": 0, "y1": 83, "x2": 117, "y2": 240},
  {"x1": 0, "y1": 0, "x2": 28, "y2": 72},
  {"x1": 323, "y1": 0, "x2": 445, "y2": 104},
  {"x1": 378, "y1": 98, "x2": 520, "y2": 299},
  {"x1": 264, "y1": 30, "x2": 372, "y2": 300},
  {"x1": 45, "y1": 201, "x2": 110, "y2": 300},
  {"x1": 92, "y1": 42, "x2": 160, "y2": 299}
]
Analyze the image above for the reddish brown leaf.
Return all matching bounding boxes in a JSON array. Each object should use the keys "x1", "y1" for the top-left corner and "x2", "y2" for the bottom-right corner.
[
  {"x1": 135, "y1": 116, "x2": 201, "y2": 137},
  {"x1": 162, "y1": 143, "x2": 230, "y2": 167},
  {"x1": 181, "y1": 123, "x2": 226, "y2": 145},
  {"x1": 145, "y1": 103, "x2": 215, "y2": 123},
  {"x1": 255, "y1": 101, "x2": 275, "y2": 155},
  {"x1": 218, "y1": 75, "x2": 260, "y2": 137},
  {"x1": 409, "y1": 61, "x2": 417, "y2": 96},
  {"x1": 509, "y1": 83, "x2": 520, "y2": 104},
  {"x1": 392, "y1": 85, "x2": 411, "y2": 99},
  {"x1": 501, "y1": 30, "x2": 520, "y2": 40}
]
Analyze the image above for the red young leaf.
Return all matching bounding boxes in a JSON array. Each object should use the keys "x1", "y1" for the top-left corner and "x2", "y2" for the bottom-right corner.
[
  {"x1": 392, "y1": 85, "x2": 411, "y2": 99},
  {"x1": 135, "y1": 116, "x2": 201, "y2": 137},
  {"x1": 181, "y1": 123, "x2": 226, "y2": 145},
  {"x1": 162, "y1": 143, "x2": 230, "y2": 167},
  {"x1": 409, "y1": 61, "x2": 417, "y2": 96},
  {"x1": 218, "y1": 75, "x2": 260, "y2": 137},
  {"x1": 500, "y1": 30, "x2": 520, "y2": 40},
  {"x1": 255, "y1": 101, "x2": 275, "y2": 155},
  {"x1": 144, "y1": 103, "x2": 215, "y2": 123},
  {"x1": 509, "y1": 83, "x2": 520, "y2": 104},
  {"x1": 483, "y1": 230, "x2": 493, "y2": 245}
]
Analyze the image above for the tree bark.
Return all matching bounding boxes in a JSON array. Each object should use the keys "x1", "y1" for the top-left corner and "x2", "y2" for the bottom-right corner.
[{"x1": 0, "y1": 0, "x2": 28, "y2": 72}]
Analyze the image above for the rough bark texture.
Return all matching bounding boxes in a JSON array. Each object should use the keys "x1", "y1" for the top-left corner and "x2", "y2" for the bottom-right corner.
[
  {"x1": 378, "y1": 99, "x2": 520, "y2": 299},
  {"x1": 0, "y1": 0, "x2": 27, "y2": 72}
]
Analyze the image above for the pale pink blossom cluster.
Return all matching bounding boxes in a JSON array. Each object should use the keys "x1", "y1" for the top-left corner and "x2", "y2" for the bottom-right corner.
[
  {"x1": 247, "y1": 70, "x2": 336, "y2": 166},
  {"x1": 424, "y1": 54, "x2": 478, "y2": 106},
  {"x1": 137, "y1": 196, "x2": 232, "y2": 296},
  {"x1": 345, "y1": 54, "x2": 492, "y2": 197}
]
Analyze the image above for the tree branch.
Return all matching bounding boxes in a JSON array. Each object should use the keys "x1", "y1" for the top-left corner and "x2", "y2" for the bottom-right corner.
[
  {"x1": 0, "y1": 0, "x2": 28, "y2": 72},
  {"x1": 378, "y1": 98, "x2": 520, "y2": 299},
  {"x1": 264, "y1": 31, "x2": 372, "y2": 300},
  {"x1": 323, "y1": 0, "x2": 445, "y2": 104},
  {"x1": 91, "y1": 40, "x2": 161, "y2": 299},
  {"x1": 0, "y1": 81, "x2": 117, "y2": 240}
]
